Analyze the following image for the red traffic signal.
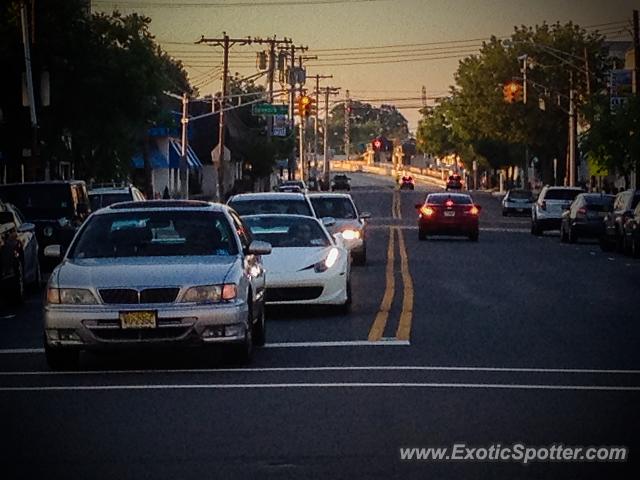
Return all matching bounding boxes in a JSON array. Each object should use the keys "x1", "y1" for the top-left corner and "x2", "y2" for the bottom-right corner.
[
  {"x1": 297, "y1": 95, "x2": 313, "y2": 117},
  {"x1": 503, "y1": 81, "x2": 523, "y2": 104}
]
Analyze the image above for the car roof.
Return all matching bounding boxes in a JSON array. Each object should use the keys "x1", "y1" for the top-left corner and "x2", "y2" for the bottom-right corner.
[
  {"x1": 89, "y1": 187, "x2": 133, "y2": 194},
  {"x1": 242, "y1": 213, "x2": 319, "y2": 221},
  {"x1": 308, "y1": 192, "x2": 353, "y2": 200},
  {"x1": 228, "y1": 192, "x2": 307, "y2": 201},
  {"x1": 97, "y1": 200, "x2": 223, "y2": 214}
]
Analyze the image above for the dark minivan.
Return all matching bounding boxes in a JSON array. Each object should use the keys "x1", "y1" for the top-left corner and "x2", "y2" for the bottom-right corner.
[{"x1": 0, "y1": 181, "x2": 91, "y2": 271}]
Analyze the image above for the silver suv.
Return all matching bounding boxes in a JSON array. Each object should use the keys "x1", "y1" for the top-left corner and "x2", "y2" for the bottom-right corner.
[{"x1": 531, "y1": 186, "x2": 583, "y2": 235}]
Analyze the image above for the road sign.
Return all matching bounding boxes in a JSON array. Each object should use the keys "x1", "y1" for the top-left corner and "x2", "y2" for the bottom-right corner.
[
  {"x1": 252, "y1": 103, "x2": 288, "y2": 116},
  {"x1": 272, "y1": 114, "x2": 288, "y2": 136}
]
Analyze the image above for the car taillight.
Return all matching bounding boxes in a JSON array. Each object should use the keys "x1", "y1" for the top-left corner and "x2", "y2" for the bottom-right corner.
[
  {"x1": 469, "y1": 206, "x2": 479, "y2": 215},
  {"x1": 420, "y1": 206, "x2": 434, "y2": 217},
  {"x1": 445, "y1": 200, "x2": 454, "y2": 207},
  {"x1": 577, "y1": 207, "x2": 587, "y2": 216}
]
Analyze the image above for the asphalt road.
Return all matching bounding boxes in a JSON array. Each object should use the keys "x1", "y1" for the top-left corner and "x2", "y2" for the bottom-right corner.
[{"x1": 1, "y1": 173, "x2": 639, "y2": 479}]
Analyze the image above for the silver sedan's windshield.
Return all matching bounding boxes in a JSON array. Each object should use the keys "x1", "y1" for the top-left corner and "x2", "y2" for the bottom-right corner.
[{"x1": 69, "y1": 211, "x2": 238, "y2": 258}]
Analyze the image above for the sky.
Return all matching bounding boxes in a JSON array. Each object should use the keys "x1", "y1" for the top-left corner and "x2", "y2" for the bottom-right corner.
[{"x1": 92, "y1": 0, "x2": 638, "y2": 131}]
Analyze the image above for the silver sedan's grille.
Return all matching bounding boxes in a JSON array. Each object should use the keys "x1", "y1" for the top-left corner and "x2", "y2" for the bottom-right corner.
[{"x1": 99, "y1": 288, "x2": 180, "y2": 304}]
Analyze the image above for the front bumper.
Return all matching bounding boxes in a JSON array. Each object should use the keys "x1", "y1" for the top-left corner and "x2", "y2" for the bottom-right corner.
[
  {"x1": 44, "y1": 301, "x2": 248, "y2": 349},
  {"x1": 265, "y1": 269, "x2": 348, "y2": 305}
]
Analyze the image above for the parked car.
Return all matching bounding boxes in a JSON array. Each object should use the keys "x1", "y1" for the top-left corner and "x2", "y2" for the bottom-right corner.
[
  {"x1": 42, "y1": 200, "x2": 271, "y2": 370},
  {"x1": 415, "y1": 193, "x2": 481, "y2": 241},
  {"x1": 242, "y1": 214, "x2": 351, "y2": 312},
  {"x1": 227, "y1": 192, "x2": 317, "y2": 217},
  {"x1": 309, "y1": 193, "x2": 370, "y2": 265},
  {"x1": 331, "y1": 174, "x2": 351, "y2": 191},
  {"x1": 400, "y1": 175, "x2": 415, "y2": 190},
  {"x1": 0, "y1": 181, "x2": 91, "y2": 272},
  {"x1": 502, "y1": 189, "x2": 534, "y2": 216},
  {"x1": 531, "y1": 186, "x2": 583, "y2": 235},
  {"x1": 277, "y1": 180, "x2": 307, "y2": 193},
  {"x1": 599, "y1": 189, "x2": 640, "y2": 253},
  {"x1": 560, "y1": 193, "x2": 614, "y2": 243},
  {"x1": 625, "y1": 202, "x2": 640, "y2": 258},
  {"x1": 89, "y1": 185, "x2": 145, "y2": 210}
]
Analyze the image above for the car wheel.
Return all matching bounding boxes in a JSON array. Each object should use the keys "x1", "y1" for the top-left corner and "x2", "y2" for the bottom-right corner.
[
  {"x1": 531, "y1": 220, "x2": 542, "y2": 236},
  {"x1": 45, "y1": 341, "x2": 79, "y2": 371},
  {"x1": 252, "y1": 305, "x2": 266, "y2": 347},
  {"x1": 9, "y1": 261, "x2": 26, "y2": 305},
  {"x1": 560, "y1": 224, "x2": 567, "y2": 243},
  {"x1": 468, "y1": 231, "x2": 479, "y2": 242},
  {"x1": 568, "y1": 227, "x2": 577, "y2": 244},
  {"x1": 235, "y1": 316, "x2": 253, "y2": 364},
  {"x1": 418, "y1": 228, "x2": 427, "y2": 241}
]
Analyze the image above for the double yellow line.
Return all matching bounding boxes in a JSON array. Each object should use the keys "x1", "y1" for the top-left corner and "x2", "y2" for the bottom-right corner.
[{"x1": 368, "y1": 191, "x2": 414, "y2": 342}]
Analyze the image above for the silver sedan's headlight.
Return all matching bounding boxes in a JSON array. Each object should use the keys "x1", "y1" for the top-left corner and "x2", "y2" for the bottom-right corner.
[
  {"x1": 180, "y1": 284, "x2": 237, "y2": 304},
  {"x1": 47, "y1": 288, "x2": 98, "y2": 305}
]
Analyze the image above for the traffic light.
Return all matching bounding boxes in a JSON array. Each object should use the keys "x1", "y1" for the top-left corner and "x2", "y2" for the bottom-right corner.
[
  {"x1": 503, "y1": 81, "x2": 523, "y2": 104},
  {"x1": 297, "y1": 95, "x2": 313, "y2": 117},
  {"x1": 257, "y1": 51, "x2": 267, "y2": 70}
]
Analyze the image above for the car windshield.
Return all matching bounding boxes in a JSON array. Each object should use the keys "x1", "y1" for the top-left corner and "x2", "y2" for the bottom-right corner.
[
  {"x1": 545, "y1": 189, "x2": 581, "y2": 200},
  {"x1": 310, "y1": 197, "x2": 357, "y2": 219},
  {"x1": 229, "y1": 199, "x2": 313, "y2": 216},
  {"x1": 0, "y1": 184, "x2": 74, "y2": 219},
  {"x1": 584, "y1": 195, "x2": 614, "y2": 211},
  {"x1": 68, "y1": 210, "x2": 237, "y2": 259},
  {"x1": 89, "y1": 193, "x2": 131, "y2": 210},
  {"x1": 244, "y1": 216, "x2": 330, "y2": 248},
  {"x1": 427, "y1": 194, "x2": 472, "y2": 205}
]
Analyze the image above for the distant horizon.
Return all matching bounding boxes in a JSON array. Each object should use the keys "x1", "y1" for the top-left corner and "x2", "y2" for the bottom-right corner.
[{"x1": 93, "y1": 0, "x2": 638, "y2": 131}]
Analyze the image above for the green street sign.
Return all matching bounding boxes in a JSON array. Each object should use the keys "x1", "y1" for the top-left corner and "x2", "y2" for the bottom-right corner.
[{"x1": 252, "y1": 103, "x2": 288, "y2": 116}]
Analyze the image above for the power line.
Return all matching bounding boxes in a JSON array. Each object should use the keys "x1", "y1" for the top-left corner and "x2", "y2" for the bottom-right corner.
[{"x1": 93, "y1": 0, "x2": 386, "y2": 7}]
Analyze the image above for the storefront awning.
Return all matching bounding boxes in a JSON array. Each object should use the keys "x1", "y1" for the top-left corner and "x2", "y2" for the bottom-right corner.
[{"x1": 169, "y1": 139, "x2": 203, "y2": 169}]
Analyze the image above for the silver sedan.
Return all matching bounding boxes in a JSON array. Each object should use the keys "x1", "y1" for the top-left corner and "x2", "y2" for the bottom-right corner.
[{"x1": 42, "y1": 200, "x2": 271, "y2": 370}]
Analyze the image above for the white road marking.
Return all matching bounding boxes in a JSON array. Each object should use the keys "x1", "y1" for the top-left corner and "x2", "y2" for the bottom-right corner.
[
  {"x1": 0, "y1": 315, "x2": 16, "y2": 320},
  {"x1": 264, "y1": 339, "x2": 410, "y2": 348},
  {"x1": 0, "y1": 347, "x2": 44, "y2": 354},
  {"x1": 1, "y1": 365, "x2": 639, "y2": 376},
  {"x1": 368, "y1": 225, "x2": 530, "y2": 233},
  {"x1": 1, "y1": 382, "x2": 639, "y2": 392}
]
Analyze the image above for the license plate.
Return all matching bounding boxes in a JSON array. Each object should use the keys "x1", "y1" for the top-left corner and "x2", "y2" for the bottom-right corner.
[
  {"x1": 119, "y1": 311, "x2": 157, "y2": 329},
  {"x1": 444, "y1": 211, "x2": 455, "y2": 217}
]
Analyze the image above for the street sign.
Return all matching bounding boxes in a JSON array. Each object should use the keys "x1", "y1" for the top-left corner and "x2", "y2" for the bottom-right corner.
[
  {"x1": 252, "y1": 103, "x2": 288, "y2": 116},
  {"x1": 272, "y1": 114, "x2": 288, "y2": 136}
]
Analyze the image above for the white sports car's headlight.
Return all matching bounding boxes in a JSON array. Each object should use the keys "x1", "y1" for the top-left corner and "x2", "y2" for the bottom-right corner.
[
  {"x1": 180, "y1": 284, "x2": 237, "y2": 304},
  {"x1": 47, "y1": 288, "x2": 98, "y2": 305},
  {"x1": 314, "y1": 247, "x2": 340, "y2": 273},
  {"x1": 341, "y1": 229, "x2": 361, "y2": 241}
]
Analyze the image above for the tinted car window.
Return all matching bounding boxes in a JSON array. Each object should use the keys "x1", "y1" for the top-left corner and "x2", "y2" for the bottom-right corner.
[
  {"x1": 310, "y1": 198, "x2": 357, "y2": 219},
  {"x1": 427, "y1": 194, "x2": 472, "y2": 205},
  {"x1": 583, "y1": 195, "x2": 614, "y2": 211},
  {"x1": 89, "y1": 193, "x2": 132, "y2": 210},
  {"x1": 0, "y1": 184, "x2": 74, "y2": 219},
  {"x1": 69, "y1": 211, "x2": 237, "y2": 259},
  {"x1": 244, "y1": 216, "x2": 330, "y2": 248},
  {"x1": 544, "y1": 189, "x2": 581, "y2": 201},
  {"x1": 229, "y1": 199, "x2": 312, "y2": 216},
  {"x1": 508, "y1": 190, "x2": 533, "y2": 200}
]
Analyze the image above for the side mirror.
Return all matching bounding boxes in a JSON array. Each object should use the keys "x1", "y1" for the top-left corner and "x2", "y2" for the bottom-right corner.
[
  {"x1": 18, "y1": 222, "x2": 36, "y2": 233},
  {"x1": 322, "y1": 217, "x2": 336, "y2": 227},
  {"x1": 359, "y1": 212, "x2": 371, "y2": 220},
  {"x1": 44, "y1": 245, "x2": 62, "y2": 258},
  {"x1": 246, "y1": 240, "x2": 271, "y2": 256}
]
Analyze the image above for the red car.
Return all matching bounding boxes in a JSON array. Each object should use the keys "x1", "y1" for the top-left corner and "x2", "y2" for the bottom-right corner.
[{"x1": 415, "y1": 193, "x2": 481, "y2": 241}]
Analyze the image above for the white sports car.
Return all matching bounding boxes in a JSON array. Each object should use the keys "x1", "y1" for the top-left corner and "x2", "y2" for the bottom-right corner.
[{"x1": 243, "y1": 214, "x2": 351, "y2": 312}]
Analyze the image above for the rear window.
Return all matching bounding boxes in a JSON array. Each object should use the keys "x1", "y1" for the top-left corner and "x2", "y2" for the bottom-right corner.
[
  {"x1": 584, "y1": 195, "x2": 614, "y2": 210},
  {"x1": 508, "y1": 190, "x2": 533, "y2": 200},
  {"x1": 427, "y1": 194, "x2": 472, "y2": 205},
  {"x1": 228, "y1": 199, "x2": 313, "y2": 216},
  {"x1": 89, "y1": 193, "x2": 132, "y2": 210},
  {"x1": 544, "y1": 189, "x2": 581, "y2": 201},
  {"x1": 0, "y1": 184, "x2": 75, "y2": 219}
]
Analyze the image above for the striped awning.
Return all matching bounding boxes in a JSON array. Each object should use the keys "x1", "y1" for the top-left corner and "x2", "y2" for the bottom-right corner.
[{"x1": 169, "y1": 139, "x2": 203, "y2": 169}]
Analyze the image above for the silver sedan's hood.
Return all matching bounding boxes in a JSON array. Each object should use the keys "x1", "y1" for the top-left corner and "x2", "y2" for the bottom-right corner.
[{"x1": 53, "y1": 256, "x2": 237, "y2": 288}]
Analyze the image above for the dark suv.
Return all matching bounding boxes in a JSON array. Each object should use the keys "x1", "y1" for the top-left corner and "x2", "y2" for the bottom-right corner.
[
  {"x1": 599, "y1": 189, "x2": 640, "y2": 253},
  {"x1": 0, "y1": 181, "x2": 91, "y2": 271}
]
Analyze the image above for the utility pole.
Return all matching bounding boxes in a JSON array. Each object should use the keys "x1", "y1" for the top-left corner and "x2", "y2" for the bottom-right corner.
[
  {"x1": 197, "y1": 33, "x2": 254, "y2": 200},
  {"x1": 568, "y1": 72, "x2": 576, "y2": 187},
  {"x1": 283, "y1": 44, "x2": 307, "y2": 179},
  {"x1": 297, "y1": 54, "x2": 315, "y2": 181},
  {"x1": 323, "y1": 86, "x2": 340, "y2": 188},
  {"x1": 180, "y1": 93, "x2": 189, "y2": 199},
  {"x1": 344, "y1": 90, "x2": 351, "y2": 161},
  {"x1": 20, "y1": 2, "x2": 37, "y2": 181},
  {"x1": 583, "y1": 47, "x2": 591, "y2": 96},
  {"x1": 311, "y1": 74, "x2": 332, "y2": 170},
  {"x1": 633, "y1": 9, "x2": 639, "y2": 188},
  {"x1": 259, "y1": 36, "x2": 291, "y2": 139}
]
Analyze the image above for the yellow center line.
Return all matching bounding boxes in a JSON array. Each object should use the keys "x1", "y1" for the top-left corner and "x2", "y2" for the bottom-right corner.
[
  {"x1": 368, "y1": 227, "x2": 395, "y2": 342},
  {"x1": 395, "y1": 227, "x2": 414, "y2": 341}
]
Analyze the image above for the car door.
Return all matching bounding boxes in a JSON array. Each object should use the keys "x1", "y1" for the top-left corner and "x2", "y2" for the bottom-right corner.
[
  {"x1": 10, "y1": 205, "x2": 38, "y2": 282},
  {"x1": 229, "y1": 211, "x2": 266, "y2": 312}
]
